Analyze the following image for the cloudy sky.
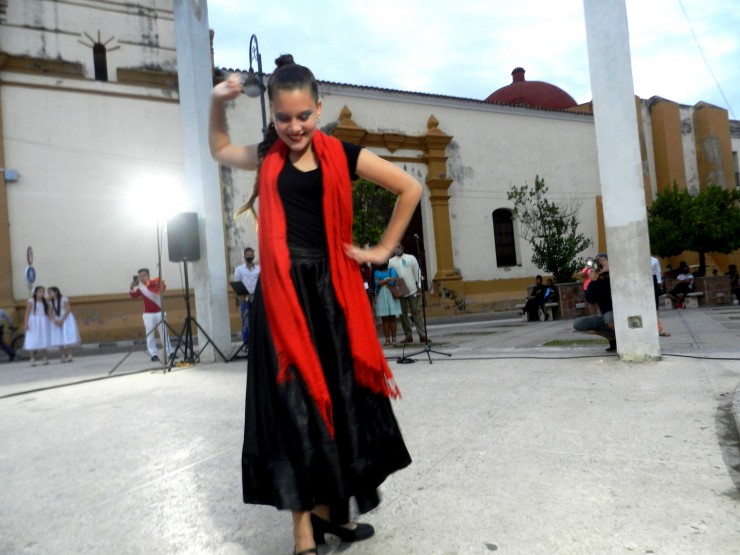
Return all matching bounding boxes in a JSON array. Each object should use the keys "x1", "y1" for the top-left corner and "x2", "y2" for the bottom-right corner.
[{"x1": 205, "y1": 0, "x2": 739, "y2": 119}]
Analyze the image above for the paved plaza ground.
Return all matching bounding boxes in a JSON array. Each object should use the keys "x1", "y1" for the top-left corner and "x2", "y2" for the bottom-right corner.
[{"x1": 1, "y1": 306, "x2": 739, "y2": 554}]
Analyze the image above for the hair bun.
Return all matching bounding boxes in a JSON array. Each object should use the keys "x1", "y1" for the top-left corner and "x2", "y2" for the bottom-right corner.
[{"x1": 275, "y1": 54, "x2": 295, "y2": 68}]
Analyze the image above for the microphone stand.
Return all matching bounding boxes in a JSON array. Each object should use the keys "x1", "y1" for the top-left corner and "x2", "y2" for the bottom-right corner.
[{"x1": 396, "y1": 234, "x2": 451, "y2": 364}]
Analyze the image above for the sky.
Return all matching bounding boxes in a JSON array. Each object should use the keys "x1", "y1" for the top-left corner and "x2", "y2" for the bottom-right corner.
[{"x1": 205, "y1": 0, "x2": 739, "y2": 120}]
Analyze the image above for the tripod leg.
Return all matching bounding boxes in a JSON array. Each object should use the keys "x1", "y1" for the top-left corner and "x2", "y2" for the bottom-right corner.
[
  {"x1": 229, "y1": 341, "x2": 249, "y2": 361},
  {"x1": 191, "y1": 317, "x2": 228, "y2": 362},
  {"x1": 168, "y1": 317, "x2": 198, "y2": 370},
  {"x1": 170, "y1": 321, "x2": 187, "y2": 362},
  {"x1": 109, "y1": 319, "x2": 165, "y2": 375}
]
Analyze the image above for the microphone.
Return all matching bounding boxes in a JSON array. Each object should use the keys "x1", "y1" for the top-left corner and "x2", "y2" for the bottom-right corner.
[{"x1": 413, "y1": 233, "x2": 419, "y2": 239}]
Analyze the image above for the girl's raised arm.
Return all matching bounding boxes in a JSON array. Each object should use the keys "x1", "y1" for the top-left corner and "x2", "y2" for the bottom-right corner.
[{"x1": 209, "y1": 74, "x2": 260, "y2": 171}]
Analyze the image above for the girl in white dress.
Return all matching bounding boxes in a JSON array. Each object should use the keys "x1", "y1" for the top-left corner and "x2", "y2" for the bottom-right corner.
[
  {"x1": 48, "y1": 287, "x2": 81, "y2": 362},
  {"x1": 24, "y1": 286, "x2": 51, "y2": 366}
]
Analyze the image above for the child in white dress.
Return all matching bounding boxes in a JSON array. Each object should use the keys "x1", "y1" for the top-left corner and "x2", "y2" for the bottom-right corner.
[
  {"x1": 24, "y1": 286, "x2": 51, "y2": 366},
  {"x1": 48, "y1": 286, "x2": 81, "y2": 362}
]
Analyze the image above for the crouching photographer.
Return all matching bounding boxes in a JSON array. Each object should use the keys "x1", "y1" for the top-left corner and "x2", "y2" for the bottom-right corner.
[{"x1": 573, "y1": 253, "x2": 617, "y2": 352}]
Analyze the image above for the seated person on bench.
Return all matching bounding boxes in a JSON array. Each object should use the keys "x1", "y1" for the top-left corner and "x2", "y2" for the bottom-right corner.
[
  {"x1": 522, "y1": 275, "x2": 548, "y2": 322},
  {"x1": 667, "y1": 261, "x2": 693, "y2": 309}
]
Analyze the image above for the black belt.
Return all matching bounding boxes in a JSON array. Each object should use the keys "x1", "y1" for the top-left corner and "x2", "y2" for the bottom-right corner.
[{"x1": 289, "y1": 245, "x2": 327, "y2": 260}]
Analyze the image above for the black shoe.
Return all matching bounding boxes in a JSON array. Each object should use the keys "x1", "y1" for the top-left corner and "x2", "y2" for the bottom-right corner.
[
  {"x1": 544, "y1": 314, "x2": 550, "y2": 321},
  {"x1": 311, "y1": 513, "x2": 374, "y2": 545},
  {"x1": 606, "y1": 340, "x2": 617, "y2": 352},
  {"x1": 151, "y1": 355, "x2": 160, "y2": 362}
]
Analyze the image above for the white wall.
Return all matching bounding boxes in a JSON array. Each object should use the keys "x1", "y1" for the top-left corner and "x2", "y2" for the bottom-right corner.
[{"x1": 3, "y1": 77, "x2": 185, "y2": 298}]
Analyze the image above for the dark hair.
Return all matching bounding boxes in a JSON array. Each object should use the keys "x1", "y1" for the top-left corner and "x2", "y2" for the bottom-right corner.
[
  {"x1": 32, "y1": 286, "x2": 48, "y2": 315},
  {"x1": 235, "y1": 54, "x2": 319, "y2": 220},
  {"x1": 48, "y1": 286, "x2": 62, "y2": 317},
  {"x1": 535, "y1": 275, "x2": 542, "y2": 280},
  {"x1": 138, "y1": 268, "x2": 150, "y2": 275},
  {"x1": 266, "y1": 54, "x2": 319, "y2": 104}
]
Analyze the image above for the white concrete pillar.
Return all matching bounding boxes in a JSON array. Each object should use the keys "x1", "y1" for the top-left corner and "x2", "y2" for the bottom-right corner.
[
  {"x1": 583, "y1": 0, "x2": 661, "y2": 361},
  {"x1": 172, "y1": 0, "x2": 231, "y2": 361}
]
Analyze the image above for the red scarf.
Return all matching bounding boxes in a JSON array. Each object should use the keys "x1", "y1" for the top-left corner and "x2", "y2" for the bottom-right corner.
[{"x1": 258, "y1": 131, "x2": 400, "y2": 439}]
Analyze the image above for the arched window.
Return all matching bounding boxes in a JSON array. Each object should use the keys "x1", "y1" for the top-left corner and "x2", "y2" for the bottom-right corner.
[
  {"x1": 93, "y1": 43, "x2": 108, "y2": 81},
  {"x1": 492, "y1": 209, "x2": 517, "y2": 267}
]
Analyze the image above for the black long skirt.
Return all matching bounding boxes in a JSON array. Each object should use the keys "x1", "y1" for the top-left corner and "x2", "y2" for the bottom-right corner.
[{"x1": 242, "y1": 248, "x2": 411, "y2": 515}]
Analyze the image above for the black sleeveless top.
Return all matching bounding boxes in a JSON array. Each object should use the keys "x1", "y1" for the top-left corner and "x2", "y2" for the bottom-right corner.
[{"x1": 277, "y1": 141, "x2": 362, "y2": 249}]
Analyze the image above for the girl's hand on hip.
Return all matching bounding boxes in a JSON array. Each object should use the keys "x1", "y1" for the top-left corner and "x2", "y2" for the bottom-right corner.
[{"x1": 345, "y1": 243, "x2": 392, "y2": 265}]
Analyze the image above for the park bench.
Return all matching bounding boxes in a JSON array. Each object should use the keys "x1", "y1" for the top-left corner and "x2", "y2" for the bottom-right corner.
[
  {"x1": 515, "y1": 301, "x2": 559, "y2": 321},
  {"x1": 659, "y1": 292, "x2": 704, "y2": 309},
  {"x1": 685, "y1": 291, "x2": 704, "y2": 308}
]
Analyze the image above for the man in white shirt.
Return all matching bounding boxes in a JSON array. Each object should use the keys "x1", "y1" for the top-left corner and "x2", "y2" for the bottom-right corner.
[
  {"x1": 233, "y1": 247, "x2": 260, "y2": 345},
  {"x1": 388, "y1": 243, "x2": 427, "y2": 343}
]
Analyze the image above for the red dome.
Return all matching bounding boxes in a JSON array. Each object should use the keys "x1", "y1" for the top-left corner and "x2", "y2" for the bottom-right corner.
[{"x1": 485, "y1": 67, "x2": 577, "y2": 110}]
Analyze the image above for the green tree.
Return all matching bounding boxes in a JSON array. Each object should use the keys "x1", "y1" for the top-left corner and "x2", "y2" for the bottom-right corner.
[
  {"x1": 648, "y1": 183, "x2": 740, "y2": 274},
  {"x1": 352, "y1": 178, "x2": 396, "y2": 246},
  {"x1": 507, "y1": 175, "x2": 592, "y2": 283}
]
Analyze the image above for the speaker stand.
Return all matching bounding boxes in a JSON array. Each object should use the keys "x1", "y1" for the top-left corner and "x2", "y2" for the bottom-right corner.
[{"x1": 168, "y1": 261, "x2": 227, "y2": 370}]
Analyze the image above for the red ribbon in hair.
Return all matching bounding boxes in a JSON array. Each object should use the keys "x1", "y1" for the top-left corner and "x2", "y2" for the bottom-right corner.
[{"x1": 258, "y1": 131, "x2": 400, "y2": 439}]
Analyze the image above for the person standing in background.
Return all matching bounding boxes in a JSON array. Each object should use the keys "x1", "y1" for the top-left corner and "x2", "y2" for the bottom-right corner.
[
  {"x1": 24, "y1": 286, "x2": 51, "y2": 366},
  {"x1": 129, "y1": 268, "x2": 173, "y2": 362},
  {"x1": 373, "y1": 262, "x2": 401, "y2": 345},
  {"x1": 650, "y1": 256, "x2": 663, "y2": 310},
  {"x1": 48, "y1": 286, "x2": 81, "y2": 363},
  {"x1": 650, "y1": 257, "x2": 670, "y2": 336},
  {"x1": 233, "y1": 247, "x2": 260, "y2": 347},
  {"x1": 388, "y1": 242, "x2": 427, "y2": 343}
]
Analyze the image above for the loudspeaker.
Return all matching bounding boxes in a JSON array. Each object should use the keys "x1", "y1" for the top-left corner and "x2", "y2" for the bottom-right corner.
[{"x1": 167, "y1": 212, "x2": 201, "y2": 262}]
